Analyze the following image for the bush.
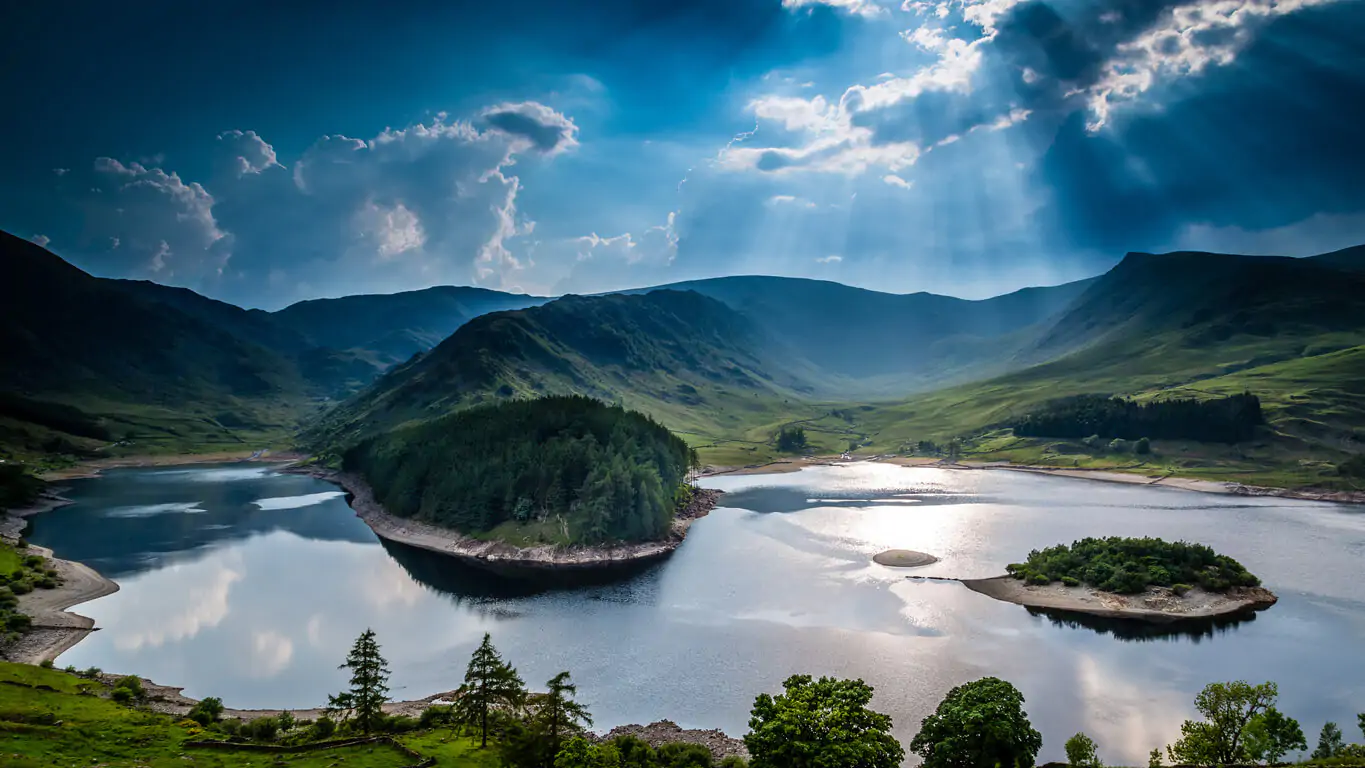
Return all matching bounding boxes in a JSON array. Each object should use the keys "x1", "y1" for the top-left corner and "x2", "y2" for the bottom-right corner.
[
  {"x1": 719, "y1": 758, "x2": 748, "y2": 768},
  {"x1": 1061, "y1": 576, "x2": 1081, "y2": 587},
  {"x1": 277, "y1": 710, "x2": 295, "y2": 733},
  {"x1": 188, "y1": 696, "x2": 225, "y2": 725},
  {"x1": 39, "y1": 659, "x2": 53, "y2": 669},
  {"x1": 80, "y1": 667, "x2": 101, "y2": 679},
  {"x1": 114, "y1": 676, "x2": 144, "y2": 699},
  {"x1": 218, "y1": 718, "x2": 242, "y2": 736},
  {"x1": 111, "y1": 687, "x2": 134, "y2": 704},
  {"x1": 1172, "y1": 584, "x2": 1193, "y2": 596},
  {"x1": 1108, "y1": 438, "x2": 1129, "y2": 453},
  {"x1": 1135, "y1": 437, "x2": 1152, "y2": 455},
  {"x1": 34, "y1": 576, "x2": 57, "y2": 589},
  {"x1": 63, "y1": 665, "x2": 76, "y2": 674},
  {"x1": 247, "y1": 716, "x2": 279, "y2": 741},
  {"x1": 658, "y1": 742, "x2": 714, "y2": 768},
  {"x1": 311, "y1": 716, "x2": 336, "y2": 739},
  {"x1": 382, "y1": 714, "x2": 420, "y2": 733},
  {"x1": 4, "y1": 613, "x2": 31, "y2": 631},
  {"x1": 9, "y1": 580, "x2": 33, "y2": 596},
  {"x1": 419, "y1": 705, "x2": 454, "y2": 728},
  {"x1": 22, "y1": 556, "x2": 45, "y2": 569},
  {"x1": 1026, "y1": 572, "x2": 1051, "y2": 586}
]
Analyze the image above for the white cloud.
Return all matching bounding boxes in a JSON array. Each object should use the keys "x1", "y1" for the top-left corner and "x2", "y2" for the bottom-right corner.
[
  {"x1": 882, "y1": 174, "x2": 913, "y2": 189},
  {"x1": 89, "y1": 157, "x2": 228, "y2": 283},
  {"x1": 53, "y1": 168, "x2": 69, "y2": 176},
  {"x1": 782, "y1": 0, "x2": 888, "y2": 18},
  {"x1": 1084, "y1": 0, "x2": 1341, "y2": 130},
  {"x1": 29, "y1": 234, "x2": 50, "y2": 247},
  {"x1": 549, "y1": 211, "x2": 679, "y2": 293},
  {"x1": 75, "y1": 101, "x2": 577, "y2": 306},
  {"x1": 217, "y1": 129, "x2": 282, "y2": 176},
  {"x1": 249, "y1": 630, "x2": 295, "y2": 678},
  {"x1": 815, "y1": 254, "x2": 843, "y2": 263},
  {"x1": 355, "y1": 200, "x2": 426, "y2": 260},
  {"x1": 767, "y1": 194, "x2": 818, "y2": 208}
]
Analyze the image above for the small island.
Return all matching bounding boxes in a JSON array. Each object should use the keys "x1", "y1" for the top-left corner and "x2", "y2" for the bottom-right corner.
[
  {"x1": 963, "y1": 536, "x2": 1277, "y2": 623},
  {"x1": 322, "y1": 396, "x2": 721, "y2": 572}
]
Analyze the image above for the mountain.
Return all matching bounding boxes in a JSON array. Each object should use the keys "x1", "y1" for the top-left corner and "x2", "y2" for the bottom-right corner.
[
  {"x1": 624, "y1": 275, "x2": 1096, "y2": 393},
  {"x1": 0, "y1": 232, "x2": 319, "y2": 458},
  {"x1": 1309, "y1": 244, "x2": 1365, "y2": 272},
  {"x1": 306, "y1": 290, "x2": 818, "y2": 451},
  {"x1": 271, "y1": 286, "x2": 546, "y2": 369}
]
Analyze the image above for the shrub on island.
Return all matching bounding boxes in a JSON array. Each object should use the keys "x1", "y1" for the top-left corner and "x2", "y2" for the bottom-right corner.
[{"x1": 1005, "y1": 537, "x2": 1260, "y2": 594}]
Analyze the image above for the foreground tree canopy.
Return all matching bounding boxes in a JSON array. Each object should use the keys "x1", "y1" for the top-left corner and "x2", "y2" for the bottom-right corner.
[
  {"x1": 1007, "y1": 536, "x2": 1261, "y2": 594},
  {"x1": 744, "y1": 675, "x2": 903, "y2": 768},
  {"x1": 345, "y1": 395, "x2": 699, "y2": 544},
  {"x1": 1011, "y1": 393, "x2": 1264, "y2": 443},
  {"x1": 910, "y1": 677, "x2": 1042, "y2": 768}
]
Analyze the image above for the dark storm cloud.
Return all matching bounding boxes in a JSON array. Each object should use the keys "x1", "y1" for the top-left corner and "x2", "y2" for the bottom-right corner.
[
  {"x1": 1026, "y1": 0, "x2": 1365, "y2": 250},
  {"x1": 480, "y1": 103, "x2": 580, "y2": 155}
]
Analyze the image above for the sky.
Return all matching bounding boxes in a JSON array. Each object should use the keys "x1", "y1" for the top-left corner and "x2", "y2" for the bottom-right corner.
[{"x1": 3, "y1": 0, "x2": 1364, "y2": 310}]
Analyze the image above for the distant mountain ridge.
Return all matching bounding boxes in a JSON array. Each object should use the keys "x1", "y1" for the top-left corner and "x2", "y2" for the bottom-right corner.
[{"x1": 7, "y1": 227, "x2": 1365, "y2": 472}]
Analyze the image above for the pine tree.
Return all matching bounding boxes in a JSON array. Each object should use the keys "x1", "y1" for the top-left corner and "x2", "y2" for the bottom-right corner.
[
  {"x1": 538, "y1": 671, "x2": 593, "y2": 762},
  {"x1": 455, "y1": 633, "x2": 527, "y2": 748},
  {"x1": 332, "y1": 628, "x2": 390, "y2": 735}
]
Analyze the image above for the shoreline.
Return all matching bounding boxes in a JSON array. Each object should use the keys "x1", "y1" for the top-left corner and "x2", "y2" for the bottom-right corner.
[
  {"x1": 960, "y1": 575, "x2": 1278, "y2": 623},
  {"x1": 294, "y1": 466, "x2": 723, "y2": 572},
  {"x1": 39, "y1": 449, "x2": 302, "y2": 481},
  {"x1": 1, "y1": 542, "x2": 121, "y2": 665},
  {"x1": 876, "y1": 456, "x2": 1365, "y2": 505}
]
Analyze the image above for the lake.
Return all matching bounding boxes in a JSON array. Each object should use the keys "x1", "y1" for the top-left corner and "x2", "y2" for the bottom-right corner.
[{"x1": 24, "y1": 462, "x2": 1365, "y2": 764}]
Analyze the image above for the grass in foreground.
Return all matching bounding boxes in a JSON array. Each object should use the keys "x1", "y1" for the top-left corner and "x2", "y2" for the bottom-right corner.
[{"x1": 0, "y1": 662, "x2": 430, "y2": 767}]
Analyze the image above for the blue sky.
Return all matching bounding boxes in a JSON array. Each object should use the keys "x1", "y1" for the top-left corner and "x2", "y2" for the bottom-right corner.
[{"x1": 4, "y1": 0, "x2": 1364, "y2": 309}]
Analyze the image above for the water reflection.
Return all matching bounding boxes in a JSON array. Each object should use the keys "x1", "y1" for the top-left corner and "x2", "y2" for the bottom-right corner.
[
  {"x1": 378, "y1": 538, "x2": 666, "y2": 598},
  {"x1": 26, "y1": 464, "x2": 374, "y2": 578},
  {"x1": 22, "y1": 461, "x2": 1365, "y2": 767},
  {"x1": 1024, "y1": 605, "x2": 1261, "y2": 642}
]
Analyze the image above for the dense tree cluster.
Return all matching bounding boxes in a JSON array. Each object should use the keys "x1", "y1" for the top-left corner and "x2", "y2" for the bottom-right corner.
[
  {"x1": 776, "y1": 426, "x2": 809, "y2": 453},
  {"x1": 1010, "y1": 393, "x2": 1264, "y2": 443},
  {"x1": 344, "y1": 396, "x2": 699, "y2": 544},
  {"x1": 1006, "y1": 537, "x2": 1261, "y2": 594},
  {"x1": 0, "y1": 464, "x2": 45, "y2": 511}
]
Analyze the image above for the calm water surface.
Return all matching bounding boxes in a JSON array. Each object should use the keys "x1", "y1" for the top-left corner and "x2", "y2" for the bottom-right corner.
[{"x1": 26, "y1": 462, "x2": 1365, "y2": 764}]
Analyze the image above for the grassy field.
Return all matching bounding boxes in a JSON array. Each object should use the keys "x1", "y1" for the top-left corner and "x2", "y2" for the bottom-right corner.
[{"x1": 0, "y1": 660, "x2": 514, "y2": 767}]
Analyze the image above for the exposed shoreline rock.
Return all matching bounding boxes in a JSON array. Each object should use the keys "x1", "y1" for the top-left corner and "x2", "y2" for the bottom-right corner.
[
  {"x1": 292, "y1": 466, "x2": 723, "y2": 572},
  {"x1": 590, "y1": 720, "x2": 749, "y2": 761},
  {"x1": 0, "y1": 540, "x2": 120, "y2": 665},
  {"x1": 961, "y1": 575, "x2": 1278, "y2": 623}
]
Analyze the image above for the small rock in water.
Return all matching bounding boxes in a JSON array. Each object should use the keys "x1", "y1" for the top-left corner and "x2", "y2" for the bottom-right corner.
[{"x1": 873, "y1": 549, "x2": 938, "y2": 568}]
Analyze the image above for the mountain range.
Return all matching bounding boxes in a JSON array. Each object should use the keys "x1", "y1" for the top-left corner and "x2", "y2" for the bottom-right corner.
[{"x1": 4, "y1": 229, "x2": 1364, "y2": 487}]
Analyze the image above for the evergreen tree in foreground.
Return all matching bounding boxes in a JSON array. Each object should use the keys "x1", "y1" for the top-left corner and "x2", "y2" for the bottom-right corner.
[
  {"x1": 455, "y1": 633, "x2": 527, "y2": 747},
  {"x1": 330, "y1": 628, "x2": 390, "y2": 735},
  {"x1": 539, "y1": 671, "x2": 593, "y2": 760}
]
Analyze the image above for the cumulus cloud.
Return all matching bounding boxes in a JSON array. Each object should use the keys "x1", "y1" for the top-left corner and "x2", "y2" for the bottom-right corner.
[
  {"x1": 783, "y1": 0, "x2": 888, "y2": 18},
  {"x1": 70, "y1": 102, "x2": 577, "y2": 306},
  {"x1": 767, "y1": 194, "x2": 818, "y2": 208},
  {"x1": 882, "y1": 174, "x2": 913, "y2": 188},
  {"x1": 480, "y1": 101, "x2": 580, "y2": 155},
  {"x1": 217, "y1": 129, "x2": 282, "y2": 176},
  {"x1": 548, "y1": 211, "x2": 679, "y2": 293},
  {"x1": 87, "y1": 157, "x2": 228, "y2": 283},
  {"x1": 29, "y1": 234, "x2": 50, "y2": 247},
  {"x1": 815, "y1": 254, "x2": 843, "y2": 263}
]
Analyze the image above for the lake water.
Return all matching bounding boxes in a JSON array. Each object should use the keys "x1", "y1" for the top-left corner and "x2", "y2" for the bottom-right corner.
[{"x1": 25, "y1": 462, "x2": 1365, "y2": 764}]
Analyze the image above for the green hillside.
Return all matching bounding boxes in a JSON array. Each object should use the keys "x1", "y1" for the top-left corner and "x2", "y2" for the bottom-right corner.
[
  {"x1": 636, "y1": 274, "x2": 1096, "y2": 394},
  {"x1": 0, "y1": 232, "x2": 322, "y2": 463},
  {"x1": 271, "y1": 285, "x2": 546, "y2": 368},
  {"x1": 306, "y1": 290, "x2": 822, "y2": 454}
]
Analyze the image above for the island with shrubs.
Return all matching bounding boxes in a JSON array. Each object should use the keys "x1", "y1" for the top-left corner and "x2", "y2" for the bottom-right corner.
[
  {"x1": 963, "y1": 536, "x2": 1278, "y2": 622},
  {"x1": 308, "y1": 396, "x2": 720, "y2": 571}
]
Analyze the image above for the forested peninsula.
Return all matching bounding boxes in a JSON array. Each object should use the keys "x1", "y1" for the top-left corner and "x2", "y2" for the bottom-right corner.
[
  {"x1": 965, "y1": 537, "x2": 1278, "y2": 622},
  {"x1": 328, "y1": 396, "x2": 719, "y2": 569}
]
